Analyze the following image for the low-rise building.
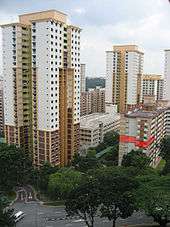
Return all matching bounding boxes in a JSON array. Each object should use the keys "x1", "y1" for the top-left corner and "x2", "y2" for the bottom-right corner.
[{"x1": 80, "y1": 112, "x2": 120, "y2": 151}]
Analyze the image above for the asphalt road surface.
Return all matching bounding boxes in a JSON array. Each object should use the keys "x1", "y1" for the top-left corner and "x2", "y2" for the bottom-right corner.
[
  {"x1": 15, "y1": 185, "x2": 36, "y2": 202},
  {"x1": 13, "y1": 202, "x2": 154, "y2": 227},
  {"x1": 12, "y1": 186, "x2": 154, "y2": 227}
]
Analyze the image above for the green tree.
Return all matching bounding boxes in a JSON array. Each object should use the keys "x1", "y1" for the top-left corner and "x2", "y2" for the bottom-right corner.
[
  {"x1": 86, "y1": 77, "x2": 105, "y2": 90},
  {"x1": 100, "y1": 145, "x2": 119, "y2": 166},
  {"x1": 95, "y1": 167, "x2": 138, "y2": 227},
  {"x1": 65, "y1": 176, "x2": 100, "y2": 227},
  {"x1": 103, "y1": 131, "x2": 119, "y2": 147},
  {"x1": 48, "y1": 168, "x2": 82, "y2": 200},
  {"x1": 86, "y1": 149, "x2": 96, "y2": 158},
  {"x1": 121, "y1": 149, "x2": 150, "y2": 171},
  {"x1": 38, "y1": 162, "x2": 59, "y2": 191},
  {"x1": 72, "y1": 153, "x2": 101, "y2": 172},
  {"x1": 0, "y1": 144, "x2": 33, "y2": 192},
  {"x1": 160, "y1": 137, "x2": 170, "y2": 161},
  {"x1": 160, "y1": 137, "x2": 170, "y2": 175},
  {"x1": 137, "y1": 174, "x2": 170, "y2": 227},
  {"x1": 95, "y1": 131, "x2": 119, "y2": 153},
  {"x1": 95, "y1": 143, "x2": 107, "y2": 153},
  {"x1": 0, "y1": 193, "x2": 15, "y2": 227},
  {"x1": 162, "y1": 160, "x2": 170, "y2": 175}
]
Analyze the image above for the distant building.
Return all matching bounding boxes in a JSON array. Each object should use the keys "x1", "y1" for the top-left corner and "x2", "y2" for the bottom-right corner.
[
  {"x1": 0, "y1": 80, "x2": 4, "y2": 136},
  {"x1": 80, "y1": 64, "x2": 86, "y2": 92},
  {"x1": 119, "y1": 96, "x2": 167, "y2": 167},
  {"x1": 80, "y1": 112, "x2": 120, "y2": 151},
  {"x1": 81, "y1": 86, "x2": 105, "y2": 116},
  {"x1": 142, "y1": 74, "x2": 164, "y2": 101},
  {"x1": 106, "y1": 45, "x2": 144, "y2": 113},
  {"x1": 81, "y1": 92, "x2": 92, "y2": 116}
]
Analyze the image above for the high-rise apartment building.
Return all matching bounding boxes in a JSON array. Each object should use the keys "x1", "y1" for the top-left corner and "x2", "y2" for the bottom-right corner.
[
  {"x1": 106, "y1": 45, "x2": 144, "y2": 113},
  {"x1": 0, "y1": 79, "x2": 4, "y2": 136},
  {"x1": 80, "y1": 63, "x2": 86, "y2": 92},
  {"x1": 164, "y1": 49, "x2": 170, "y2": 101},
  {"x1": 142, "y1": 74, "x2": 164, "y2": 101},
  {"x1": 1, "y1": 10, "x2": 81, "y2": 166},
  {"x1": 119, "y1": 97, "x2": 167, "y2": 167},
  {"x1": 2, "y1": 22, "x2": 32, "y2": 152},
  {"x1": 81, "y1": 91, "x2": 92, "y2": 116},
  {"x1": 80, "y1": 86, "x2": 105, "y2": 116}
]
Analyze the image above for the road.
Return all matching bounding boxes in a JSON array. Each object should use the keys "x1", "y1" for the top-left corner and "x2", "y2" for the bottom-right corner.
[
  {"x1": 12, "y1": 186, "x2": 154, "y2": 227},
  {"x1": 15, "y1": 185, "x2": 36, "y2": 202}
]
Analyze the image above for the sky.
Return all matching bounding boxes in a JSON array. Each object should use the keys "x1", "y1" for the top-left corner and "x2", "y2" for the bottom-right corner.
[{"x1": 0, "y1": 0, "x2": 170, "y2": 77}]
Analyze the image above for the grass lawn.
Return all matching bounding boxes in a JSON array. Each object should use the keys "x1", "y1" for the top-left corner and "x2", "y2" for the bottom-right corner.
[{"x1": 156, "y1": 159, "x2": 166, "y2": 172}]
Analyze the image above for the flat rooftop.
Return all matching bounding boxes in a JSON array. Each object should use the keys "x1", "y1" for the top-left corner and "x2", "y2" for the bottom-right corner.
[
  {"x1": 125, "y1": 107, "x2": 167, "y2": 119},
  {"x1": 80, "y1": 112, "x2": 120, "y2": 130},
  {"x1": 19, "y1": 9, "x2": 67, "y2": 24}
]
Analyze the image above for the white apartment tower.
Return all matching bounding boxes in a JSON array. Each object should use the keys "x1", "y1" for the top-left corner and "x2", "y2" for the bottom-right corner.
[
  {"x1": 1, "y1": 10, "x2": 81, "y2": 166},
  {"x1": 164, "y1": 49, "x2": 170, "y2": 102},
  {"x1": 142, "y1": 74, "x2": 164, "y2": 101},
  {"x1": 106, "y1": 45, "x2": 144, "y2": 113},
  {"x1": 80, "y1": 63, "x2": 86, "y2": 92}
]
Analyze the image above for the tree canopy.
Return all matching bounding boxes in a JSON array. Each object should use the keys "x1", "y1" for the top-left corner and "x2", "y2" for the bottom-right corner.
[
  {"x1": 48, "y1": 168, "x2": 82, "y2": 200},
  {"x1": 94, "y1": 167, "x2": 138, "y2": 227},
  {"x1": 0, "y1": 193, "x2": 15, "y2": 227},
  {"x1": 65, "y1": 176, "x2": 100, "y2": 227},
  {"x1": 71, "y1": 153, "x2": 101, "y2": 172},
  {"x1": 136, "y1": 174, "x2": 170, "y2": 227},
  {"x1": 160, "y1": 137, "x2": 170, "y2": 175},
  {"x1": 0, "y1": 144, "x2": 33, "y2": 191},
  {"x1": 121, "y1": 149, "x2": 150, "y2": 171}
]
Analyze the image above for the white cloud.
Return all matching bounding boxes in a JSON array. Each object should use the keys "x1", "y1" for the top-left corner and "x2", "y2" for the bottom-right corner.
[
  {"x1": 81, "y1": 8, "x2": 170, "y2": 76},
  {"x1": 73, "y1": 8, "x2": 86, "y2": 15},
  {"x1": 1, "y1": 0, "x2": 170, "y2": 77}
]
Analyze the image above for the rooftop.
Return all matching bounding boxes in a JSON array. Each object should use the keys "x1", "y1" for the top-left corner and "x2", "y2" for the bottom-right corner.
[
  {"x1": 125, "y1": 107, "x2": 167, "y2": 119},
  {"x1": 1, "y1": 10, "x2": 81, "y2": 30},
  {"x1": 19, "y1": 9, "x2": 67, "y2": 24},
  {"x1": 80, "y1": 113, "x2": 120, "y2": 130},
  {"x1": 143, "y1": 74, "x2": 163, "y2": 80}
]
